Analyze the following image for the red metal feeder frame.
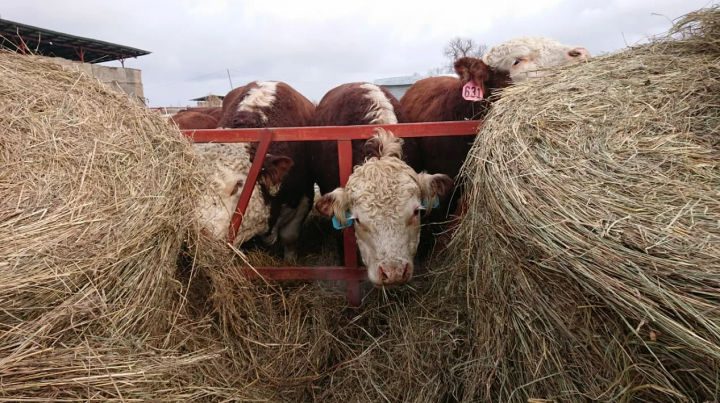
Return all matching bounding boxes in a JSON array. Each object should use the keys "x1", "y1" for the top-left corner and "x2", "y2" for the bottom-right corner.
[{"x1": 182, "y1": 121, "x2": 481, "y2": 307}]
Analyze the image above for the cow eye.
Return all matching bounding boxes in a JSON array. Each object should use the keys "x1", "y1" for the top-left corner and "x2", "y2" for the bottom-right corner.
[
  {"x1": 513, "y1": 59, "x2": 521, "y2": 66},
  {"x1": 413, "y1": 208, "x2": 421, "y2": 216},
  {"x1": 237, "y1": 179, "x2": 245, "y2": 187}
]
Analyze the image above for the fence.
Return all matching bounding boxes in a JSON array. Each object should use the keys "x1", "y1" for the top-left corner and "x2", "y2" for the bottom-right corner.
[{"x1": 181, "y1": 121, "x2": 481, "y2": 306}]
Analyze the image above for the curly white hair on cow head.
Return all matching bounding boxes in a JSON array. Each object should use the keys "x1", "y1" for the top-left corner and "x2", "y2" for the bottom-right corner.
[
  {"x1": 315, "y1": 128, "x2": 453, "y2": 288},
  {"x1": 483, "y1": 37, "x2": 590, "y2": 83}
]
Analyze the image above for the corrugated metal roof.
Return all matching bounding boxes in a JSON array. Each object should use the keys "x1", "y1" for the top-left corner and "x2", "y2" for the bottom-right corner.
[
  {"x1": 0, "y1": 18, "x2": 150, "y2": 63},
  {"x1": 373, "y1": 75, "x2": 424, "y2": 86},
  {"x1": 373, "y1": 73, "x2": 458, "y2": 86}
]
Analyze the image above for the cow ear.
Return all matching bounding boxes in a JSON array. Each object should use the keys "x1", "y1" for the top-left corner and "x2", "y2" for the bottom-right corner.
[
  {"x1": 315, "y1": 187, "x2": 351, "y2": 224},
  {"x1": 454, "y1": 57, "x2": 474, "y2": 82},
  {"x1": 454, "y1": 57, "x2": 491, "y2": 87},
  {"x1": 418, "y1": 173, "x2": 454, "y2": 211},
  {"x1": 259, "y1": 154, "x2": 293, "y2": 187}
]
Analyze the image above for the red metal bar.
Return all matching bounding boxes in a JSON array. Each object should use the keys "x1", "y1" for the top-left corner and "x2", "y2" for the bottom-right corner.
[
  {"x1": 238, "y1": 266, "x2": 368, "y2": 281},
  {"x1": 338, "y1": 140, "x2": 361, "y2": 307},
  {"x1": 187, "y1": 121, "x2": 481, "y2": 143},
  {"x1": 227, "y1": 129, "x2": 274, "y2": 244}
]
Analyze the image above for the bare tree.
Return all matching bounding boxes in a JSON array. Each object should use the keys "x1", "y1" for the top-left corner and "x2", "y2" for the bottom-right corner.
[
  {"x1": 426, "y1": 66, "x2": 446, "y2": 77},
  {"x1": 428, "y1": 36, "x2": 487, "y2": 76},
  {"x1": 444, "y1": 37, "x2": 486, "y2": 59}
]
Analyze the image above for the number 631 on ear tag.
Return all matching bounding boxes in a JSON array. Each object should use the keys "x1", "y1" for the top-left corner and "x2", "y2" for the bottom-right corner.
[{"x1": 462, "y1": 80, "x2": 484, "y2": 102}]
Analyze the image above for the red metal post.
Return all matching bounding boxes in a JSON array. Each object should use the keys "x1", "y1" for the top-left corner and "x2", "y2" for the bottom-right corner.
[
  {"x1": 227, "y1": 129, "x2": 273, "y2": 244},
  {"x1": 16, "y1": 36, "x2": 25, "y2": 54},
  {"x1": 338, "y1": 140, "x2": 361, "y2": 307}
]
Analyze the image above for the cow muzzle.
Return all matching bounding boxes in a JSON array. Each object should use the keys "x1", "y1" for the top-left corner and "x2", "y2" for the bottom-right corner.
[{"x1": 375, "y1": 261, "x2": 413, "y2": 286}]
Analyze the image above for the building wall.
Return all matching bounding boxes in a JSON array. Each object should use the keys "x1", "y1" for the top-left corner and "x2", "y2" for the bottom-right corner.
[
  {"x1": 50, "y1": 57, "x2": 145, "y2": 104},
  {"x1": 381, "y1": 84, "x2": 411, "y2": 100}
]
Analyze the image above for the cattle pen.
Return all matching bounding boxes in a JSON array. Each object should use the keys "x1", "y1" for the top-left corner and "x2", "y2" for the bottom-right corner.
[{"x1": 181, "y1": 120, "x2": 481, "y2": 307}]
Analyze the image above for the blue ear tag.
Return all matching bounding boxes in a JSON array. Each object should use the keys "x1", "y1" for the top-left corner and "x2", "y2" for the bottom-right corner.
[
  {"x1": 332, "y1": 211, "x2": 354, "y2": 230},
  {"x1": 422, "y1": 197, "x2": 440, "y2": 209}
]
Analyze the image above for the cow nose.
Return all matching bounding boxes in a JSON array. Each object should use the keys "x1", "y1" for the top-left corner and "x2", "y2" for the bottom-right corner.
[
  {"x1": 379, "y1": 266, "x2": 389, "y2": 282},
  {"x1": 378, "y1": 263, "x2": 413, "y2": 284},
  {"x1": 568, "y1": 47, "x2": 590, "y2": 59}
]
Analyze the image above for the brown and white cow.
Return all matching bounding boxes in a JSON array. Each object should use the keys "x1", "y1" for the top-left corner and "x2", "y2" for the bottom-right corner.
[
  {"x1": 195, "y1": 142, "x2": 294, "y2": 245},
  {"x1": 169, "y1": 111, "x2": 218, "y2": 130},
  {"x1": 212, "y1": 80, "x2": 316, "y2": 261},
  {"x1": 401, "y1": 36, "x2": 590, "y2": 217},
  {"x1": 308, "y1": 82, "x2": 422, "y2": 195},
  {"x1": 315, "y1": 128, "x2": 452, "y2": 287},
  {"x1": 308, "y1": 82, "x2": 424, "y2": 264}
]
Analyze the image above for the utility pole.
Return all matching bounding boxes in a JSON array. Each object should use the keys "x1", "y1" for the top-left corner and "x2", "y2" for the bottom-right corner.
[{"x1": 227, "y1": 69, "x2": 234, "y2": 90}]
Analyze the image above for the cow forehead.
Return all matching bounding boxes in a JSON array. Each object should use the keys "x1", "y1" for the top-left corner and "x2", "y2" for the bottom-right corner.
[
  {"x1": 195, "y1": 143, "x2": 252, "y2": 186},
  {"x1": 346, "y1": 158, "x2": 421, "y2": 214}
]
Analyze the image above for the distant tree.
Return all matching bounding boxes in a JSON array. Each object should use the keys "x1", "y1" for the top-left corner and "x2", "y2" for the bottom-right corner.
[
  {"x1": 444, "y1": 36, "x2": 486, "y2": 60},
  {"x1": 428, "y1": 36, "x2": 487, "y2": 76},
  {"x1": 426, "y1": 66, "x2": 446, "y2": 77}
]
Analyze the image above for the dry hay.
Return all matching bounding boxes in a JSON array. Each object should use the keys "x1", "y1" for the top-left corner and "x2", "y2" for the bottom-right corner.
[
  {"x1": 0, "y1": 48, "x2": 227, "y2": 400},
  {"x1": 438, "y1": 5, "x2": 720, "y2": 402},
  {"x1": 8, "y1": 6, "x2": 720, "y2": 402},
  {"x1": 0, "y1": 49, "x2": 350, "y2": 402}
]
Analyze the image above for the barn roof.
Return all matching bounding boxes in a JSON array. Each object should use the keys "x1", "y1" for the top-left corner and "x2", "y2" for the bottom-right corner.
[{"x1": 0, "y1": 18, "x2": 150, "y2": 64}]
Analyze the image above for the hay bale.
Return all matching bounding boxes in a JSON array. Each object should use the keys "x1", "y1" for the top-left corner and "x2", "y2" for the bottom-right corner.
[
  {"x1": 0, "y1": 50, "x2": 219, "y2": 399},
  {"x1": 446, "y1": 5, "x2": 720, "y2": 402}
]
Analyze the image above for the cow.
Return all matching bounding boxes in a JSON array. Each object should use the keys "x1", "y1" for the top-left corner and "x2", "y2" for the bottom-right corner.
[
  {"x1": 194, "y1": 142, "x2": 294, "y2": 246},
  {"x1": 169, "y1": 111, "x2": 218, "y2": 130},
  {"x1": 214, "y1": 80, "x2": 316, "y2": 261},
  {"x1": 308, "y1": 82, "x2": 424, "y2": 264},
  {"x1": 401, "y1": 36, "x2": 590, "y2": 216},
  {"x1": 483, "y1": 36, "x2": 590, "y2": 83},
  {"x1": 315, "y1": 128, "x2": 452, "y2": 287},
  {"x1": 189, "y1": 106, "x2": 224, "y2": 121}
]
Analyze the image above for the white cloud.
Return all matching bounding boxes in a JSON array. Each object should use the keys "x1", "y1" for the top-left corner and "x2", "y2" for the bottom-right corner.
[{"x1": 1, "y1": 0, "x2": 715, "y2": 106}]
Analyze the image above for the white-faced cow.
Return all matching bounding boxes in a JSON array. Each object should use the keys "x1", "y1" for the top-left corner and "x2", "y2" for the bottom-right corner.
[
  {"x1": 315, "y1": 128, "x2": 452, "y2": 287},
  {"x1": 209, "y1": 80, "x2": 315, "y2": 261},
  {"x1": 483, "y1": 36, "x2": 590, "y2": 83},
  {"x1": 401, "y1": 36, "x2": 590, "y2": 219},
  {"x1": 308, "y1": 82, "x2": 424, "y2": 263},
  {"x1": 195, "y1": 142, "x2": 294, "y2": 245}
]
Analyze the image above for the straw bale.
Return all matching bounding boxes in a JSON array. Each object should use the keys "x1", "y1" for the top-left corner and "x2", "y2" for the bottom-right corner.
[
  {"x1": 0, "y1": 49, "x2": 353, "y2": 402},
  {"x1": 0, "y1": 49, "x2": 225, "y2": 400},
  {"x1": 443, "y1": 5, "x2": 720, "y2": 402}
]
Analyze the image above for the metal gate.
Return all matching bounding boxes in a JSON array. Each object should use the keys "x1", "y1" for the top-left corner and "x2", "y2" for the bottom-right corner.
[{"x1": 182, "y1": 121, "x2": 480, "y2": 306}]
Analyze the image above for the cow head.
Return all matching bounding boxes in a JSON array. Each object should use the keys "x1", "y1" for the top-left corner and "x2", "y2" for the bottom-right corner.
[
  {"x1": 453, "y1": 57, "x2": 493, "y2": 100},
  {"x1": 195, "y1": 143, "x2": 293, "y2": 243},
  {"x1": 315, "y1": 129, "x2": 453, "y2": 287},
  {"x1": 483, "y1": 37, "x2": 590, "y2": 83}
]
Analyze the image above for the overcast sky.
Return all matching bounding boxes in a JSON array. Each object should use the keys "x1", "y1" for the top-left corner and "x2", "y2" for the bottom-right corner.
[{"x1": 1, "y1": 0, "x2": 714, "y2": 106}]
